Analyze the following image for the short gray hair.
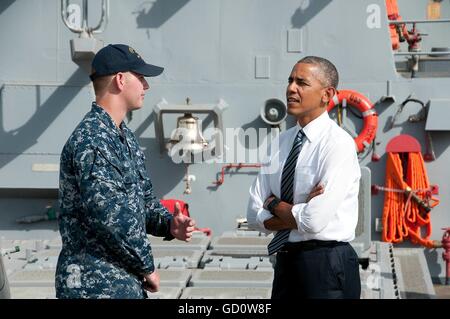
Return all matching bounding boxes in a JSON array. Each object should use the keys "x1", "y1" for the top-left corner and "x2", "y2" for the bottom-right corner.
[{"x1": 297, "y1": 56, "x2": 339, "y2": 89}]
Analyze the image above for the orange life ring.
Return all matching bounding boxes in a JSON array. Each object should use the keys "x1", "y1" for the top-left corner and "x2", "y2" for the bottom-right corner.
[{"x1": 327, "y1": 90, "x2": 378, "y2": 153}]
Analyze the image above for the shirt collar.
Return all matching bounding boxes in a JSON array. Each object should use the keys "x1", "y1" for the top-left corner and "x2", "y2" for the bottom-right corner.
[
  {"x1": 91, "y1": 102, "x2": 127, "y2": 136},
  {"x1": 295, "y1": 110, "x2": 330, "y2": 142}
]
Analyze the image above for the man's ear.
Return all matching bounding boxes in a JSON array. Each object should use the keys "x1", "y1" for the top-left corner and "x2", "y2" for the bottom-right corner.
[
  {"x1": 115, "y1": 72, "x2": 126, "y2": 91},
  {"x1": 322, "y1": 87, "x2": 337, "y2": 105}
]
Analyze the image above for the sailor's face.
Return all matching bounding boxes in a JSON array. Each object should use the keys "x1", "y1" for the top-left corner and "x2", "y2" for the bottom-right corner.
[
  {"x1": 286, "y1": 63, "x2": 328, "y2": 121},
  {"x1": 124, "y1": 72, "x2": 149, "y2": 110}
]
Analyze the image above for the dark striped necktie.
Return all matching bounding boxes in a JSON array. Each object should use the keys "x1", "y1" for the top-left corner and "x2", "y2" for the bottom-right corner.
[{"x1": 267, "y1": 129, "x2": 306, "y2": 255}]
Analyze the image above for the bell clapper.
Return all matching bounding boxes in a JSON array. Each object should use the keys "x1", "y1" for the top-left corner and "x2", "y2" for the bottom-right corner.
[{"x1": 183, "y1": 164, "x2": 196, "y2": 194}]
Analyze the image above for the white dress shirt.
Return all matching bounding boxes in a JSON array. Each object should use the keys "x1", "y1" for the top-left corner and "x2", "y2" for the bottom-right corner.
[{"x1": 247, "y1": 111, "x2": 361, "y2": 242}]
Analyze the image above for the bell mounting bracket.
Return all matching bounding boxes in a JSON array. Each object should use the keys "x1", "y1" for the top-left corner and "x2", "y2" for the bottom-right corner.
[{"x1": 154, "y1": 99, "x2": 228, "y2": 157}]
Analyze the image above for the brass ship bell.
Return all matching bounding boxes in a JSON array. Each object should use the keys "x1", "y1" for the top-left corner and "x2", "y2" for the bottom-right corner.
[{"x1": 167, "y1": 113, "x2": 208, "y2": 153}]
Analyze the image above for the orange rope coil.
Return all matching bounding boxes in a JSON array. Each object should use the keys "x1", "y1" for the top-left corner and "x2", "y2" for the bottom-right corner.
[{"x1": 382, "y1": 151, "x2": 440, "y2": 248}]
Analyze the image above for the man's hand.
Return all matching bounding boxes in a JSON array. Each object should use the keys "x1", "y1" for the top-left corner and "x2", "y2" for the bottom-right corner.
[
  {"x1": 264, "y1": 182, "x2": 323, "y2": 210},
  {"x1": 143, "y1": 271, "x2": 160, "y2": 293},
  {"x1": 170, "y1": 202, "x2": 196, "y2": 241},
  {"x1": 306, "y1": 183, "x2": 324, "y2": 203},
  {"x1": 263, "y1": 183, "x2": 324, "y2": 231},
  {"x1": 263, "y1": 195, "x2": 276, "y2": 211}
]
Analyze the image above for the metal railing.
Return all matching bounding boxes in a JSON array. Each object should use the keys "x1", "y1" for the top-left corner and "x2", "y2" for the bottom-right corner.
[
  {"x1": 394, "y1": 51, "x2": 450, "y2": 56},
  {"x1": 388, "y1": 19, "x2": 450, "y2": 25},
  {"x1": 389, "y1": 19, "x2": 450, "y2": 57}
]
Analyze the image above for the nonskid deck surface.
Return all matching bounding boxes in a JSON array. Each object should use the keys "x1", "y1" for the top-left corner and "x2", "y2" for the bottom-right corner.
[{"x1": 1, "y1": 230, "x2": 436, "y2": 299}]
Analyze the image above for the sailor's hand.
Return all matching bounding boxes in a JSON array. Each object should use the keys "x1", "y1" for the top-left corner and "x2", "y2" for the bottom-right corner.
[
  {"x1": 143, "y1": 271, "x2": 160, "y2": 293},
  {"x1": 306, "y1": 183, "x2": 324, "y2": 203},
  {"x1": 170, "y1": 201, "x2": 196, "y2": 242}
]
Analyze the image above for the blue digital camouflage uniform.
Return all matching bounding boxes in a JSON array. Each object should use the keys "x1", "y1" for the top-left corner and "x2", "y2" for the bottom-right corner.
[{"x1": 56, "y1": 102, "x2": 174, "y2": 299}]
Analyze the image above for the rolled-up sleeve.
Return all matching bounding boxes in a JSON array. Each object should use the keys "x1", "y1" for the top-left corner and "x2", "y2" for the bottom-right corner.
[{"x1": 247, "y1": 163, "x2": 274, "y2": 234}]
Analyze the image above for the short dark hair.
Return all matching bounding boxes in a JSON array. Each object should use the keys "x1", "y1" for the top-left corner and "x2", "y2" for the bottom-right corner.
[
  {"x1": 92, "y1": 75, "x2": 114, "y2": 95},
  {"x1": 297, "y1": 56, "x2": 339, "y2": 89}
]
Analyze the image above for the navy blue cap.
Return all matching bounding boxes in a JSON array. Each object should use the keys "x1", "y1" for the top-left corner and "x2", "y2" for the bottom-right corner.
[{"x1": 90, "y1": 44, "x2": 164, "y2": 81}]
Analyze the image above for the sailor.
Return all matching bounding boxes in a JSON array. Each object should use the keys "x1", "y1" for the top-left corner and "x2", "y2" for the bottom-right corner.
[{"x1": 56, "y1": 44, "x2": 196, "y2": 298}]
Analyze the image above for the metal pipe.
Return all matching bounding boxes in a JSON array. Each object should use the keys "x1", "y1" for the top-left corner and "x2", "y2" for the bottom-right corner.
[
  {"x1": 442, "y1": 228, "x2": 450, "y2": 285},
  {"x1": 394, "y1": 51, "x2": 450, "y2": 56},
  {"x1": 91, "y1": 0, "x2": 109, "y2": 34},
  {"x1": 82, "y1": 0, "x2": 88, "y2": 31},
  {"x1": 213, "y1": 163, "x2": 261, "y2": 186},
  {"x1": 389, "y1": 19, "x2": 450, "y2": 24},
  {"x1": 60, "y1": 0, "x2": 83, "y2": 33}
]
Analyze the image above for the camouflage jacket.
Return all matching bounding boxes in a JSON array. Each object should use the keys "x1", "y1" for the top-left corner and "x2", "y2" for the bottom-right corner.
[{"x1": 56, "y1": 103, "x2": 173, "y2": 299}]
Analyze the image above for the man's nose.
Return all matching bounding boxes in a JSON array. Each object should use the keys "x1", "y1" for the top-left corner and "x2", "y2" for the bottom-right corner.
[
  {"x1": 287, "y1": 82, "x2": 296, "y2": 93},
  {"x1": 143, "y1": 79, "x2": 149, "y2": 90}
]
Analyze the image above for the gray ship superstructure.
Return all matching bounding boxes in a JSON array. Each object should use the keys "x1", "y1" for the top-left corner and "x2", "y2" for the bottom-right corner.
[{"x1": 0, "y1": 0, "x2": 449, "y2": 298}]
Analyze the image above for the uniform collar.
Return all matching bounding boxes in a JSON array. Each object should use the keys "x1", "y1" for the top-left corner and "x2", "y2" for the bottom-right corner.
[
  {"x1": 91, "y1": 102, "x2": 128, "y2": 136},
  {"x1": 295, "y1": 110, "x2": 330, "y2": 143}
]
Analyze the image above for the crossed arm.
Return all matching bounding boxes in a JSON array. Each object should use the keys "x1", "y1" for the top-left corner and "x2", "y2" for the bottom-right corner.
[{"x1": 262, "y1": 184, "x2": 324, "y2": 231}]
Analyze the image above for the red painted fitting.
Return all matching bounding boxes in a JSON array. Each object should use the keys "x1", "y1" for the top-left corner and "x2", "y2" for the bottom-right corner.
[
  {"x1": 213, "y1": 163, "x2": 262, "y2": 186},
  {"x1": 442, "y1": 228, "x2": 450, "y2": 285},
  {"x1": 371, "y1": 184, "x2": 379, "y2": 195},
  {"x1": 430, "y1": 184, "x2": 439, "y2": 195},
  {"x1": 371, "y1": 153, "x2": 381, "y2": 162}
]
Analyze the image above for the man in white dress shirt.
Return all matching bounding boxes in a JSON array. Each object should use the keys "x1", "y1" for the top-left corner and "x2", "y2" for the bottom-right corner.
[{"x1": 247, "y1": 56, "x2": 361, "y2": 299}]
